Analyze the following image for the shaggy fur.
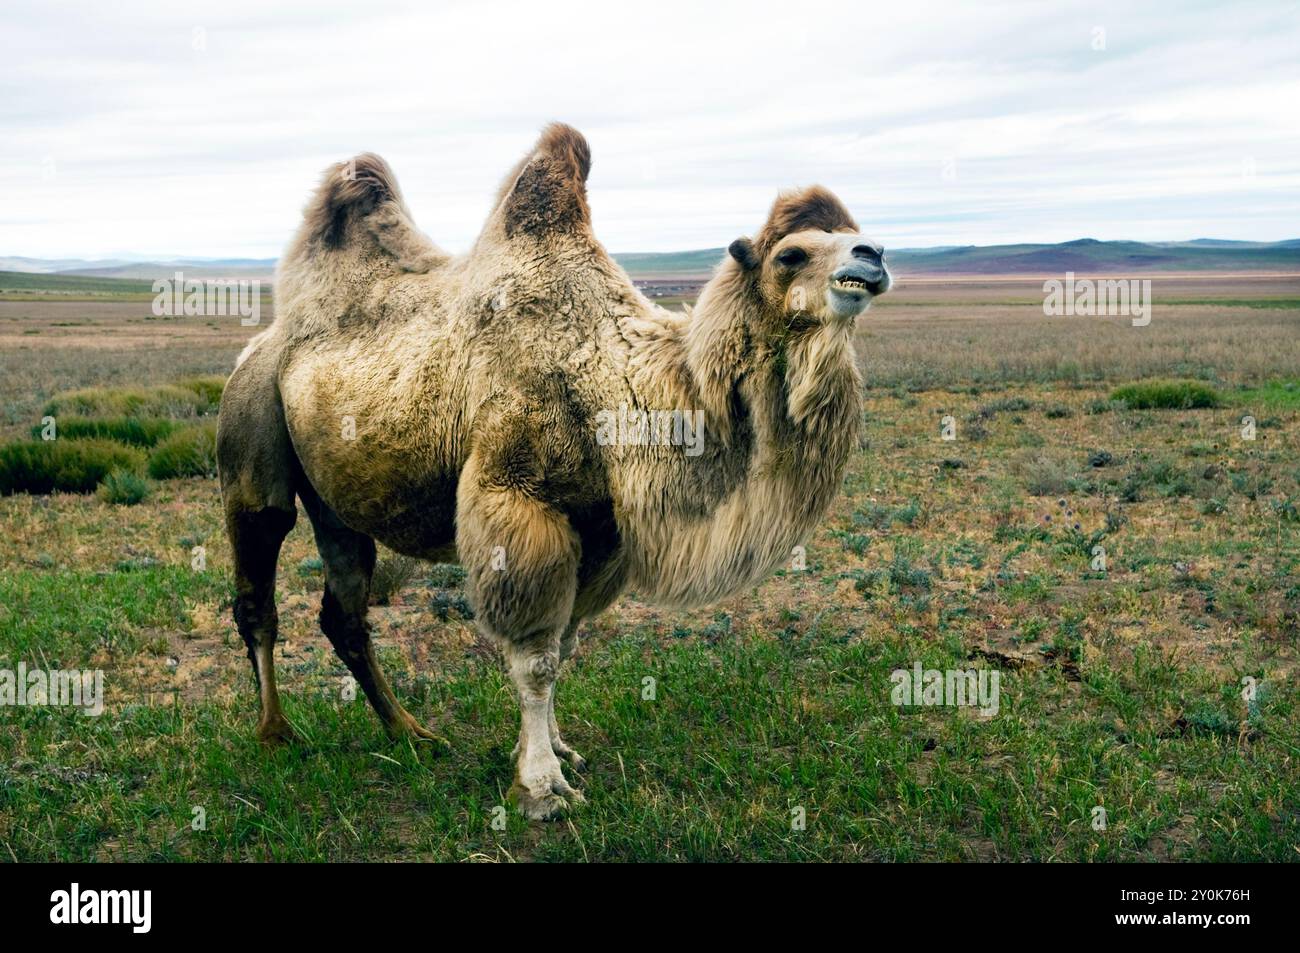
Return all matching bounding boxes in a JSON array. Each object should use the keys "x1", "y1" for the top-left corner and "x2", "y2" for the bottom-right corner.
[{"x1": 217, "y1": 123, "x2": 891, "y2": 819}]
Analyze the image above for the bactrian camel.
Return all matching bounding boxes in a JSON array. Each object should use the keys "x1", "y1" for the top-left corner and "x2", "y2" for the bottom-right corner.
[{"x1": 217, "y1": 124, "x2": 891, "y2": 819}]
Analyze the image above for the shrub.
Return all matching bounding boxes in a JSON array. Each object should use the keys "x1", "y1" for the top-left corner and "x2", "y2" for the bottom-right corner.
[
  {"x1": 42, "y1": 384, "x2": 211, "y2": 419},
  {"x1": 971, "y1": 396, "x2": 1032, "y2": 420},
  {"x1": 97, "y1": 467, "x2": 153, "y2": 505},
  {"x1": 1110, "y1": 380, "x2": 1222, "y2": 409},
  {"x1": 1119, "y1": 458, "x2": 1193, "y2": 502},
  {"x1": 0, "y1": 439, "x2": 146, "y2": 494},
  {"x1": 31, "y1": 415, "x2": 184, "y2": 447},
  {"x1": 1019, "y1": 453, "x2": 1071, "y2": 497},
  {"x1": 147, "y1": 424, "x2": 218, "y2": 479},
  {"x1": 370, "y1": 553, "x2": 421, "y2": 605},
  {"x1": 426, "y1": 564, "x2": 467, "y2": 588},
  {"x1": 177, "y1": 375, "x2": 226, "y2": 408}
]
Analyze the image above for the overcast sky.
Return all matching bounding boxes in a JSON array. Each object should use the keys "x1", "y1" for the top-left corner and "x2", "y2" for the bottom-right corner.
[{"x1": 2, "y1": 0, "x2": 1298, "y2": 259}]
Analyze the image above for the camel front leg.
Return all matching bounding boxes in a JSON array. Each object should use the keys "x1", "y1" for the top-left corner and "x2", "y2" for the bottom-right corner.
[
  {"x1": 456, "y1": 447, "x2": 584, "y2": 820},
  {"x1": 505, "y1": 632, "x2": 585, "y2": 820},
  {"x1": 548, "y1": 624, "x2": 586, "y2": 770},
  {"x1": 512, "y1": 623, "x2": 586, "y2": 771}
]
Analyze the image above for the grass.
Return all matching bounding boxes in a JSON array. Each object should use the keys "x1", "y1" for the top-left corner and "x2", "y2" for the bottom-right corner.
[
  {"x1": 97, "y1": 467, "x2": 154, "y2": 506},
  {"x1": 43, "y1": 383, "x2": 216, "y2": 419},
  {"x1": 147, "y1": 423, "x2": 218, "y2": 479},
  {"x1": 0, "y1": 438, "x2": 145, "y2": 494},
  {"x1": 0, "y1": 277, "x2": 1297, "y2": 861},
  {"x1": 29, "y1": 415, "x2": 185, "y2": 447},
  {"x1": 1, "y1": 623, "x2": 1294, "y2": 861},
  {"x1": 1233, "y1": 377, "x2": 1300, "y2": 411},
  {"x1": 1109, "y1": 379, "x2": 1222, "y2": 410}
]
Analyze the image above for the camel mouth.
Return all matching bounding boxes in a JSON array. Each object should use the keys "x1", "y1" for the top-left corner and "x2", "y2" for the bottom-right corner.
[
  {"x1": 831, "y1": 275, "x2": 872, "y2": 293},
  {"x1": 829, "y1": 264, "x2": 888, "y2": 301}
]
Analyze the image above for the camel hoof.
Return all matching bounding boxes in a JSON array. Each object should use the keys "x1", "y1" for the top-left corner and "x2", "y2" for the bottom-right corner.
[
  {"x1": 256, "y1": 716, "x2": 297, "y2": 746},
  {"x1": 393, "y1": 717, "x2": 451, "y2": 754},
  {"x1": 510, "y1": 777, "x2": 585, "y2": 821},
  {"x1": 559, "y1": 748, "x2": 587, "y2": 772}
]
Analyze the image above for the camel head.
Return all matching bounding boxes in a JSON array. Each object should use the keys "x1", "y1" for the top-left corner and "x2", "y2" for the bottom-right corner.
[{"x1": 726, "y1": 185, "x2": 890, "y2": 329}]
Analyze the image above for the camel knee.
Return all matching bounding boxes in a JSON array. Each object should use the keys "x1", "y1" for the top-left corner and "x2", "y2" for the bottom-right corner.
[{"x1": 505, "y1": 634, "x2": 561, "y2": 699}]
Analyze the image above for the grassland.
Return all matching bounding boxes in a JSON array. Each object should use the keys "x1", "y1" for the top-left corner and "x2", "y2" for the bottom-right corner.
[{"x1": 0, "y1": 274, "x2": 1297, "y2": 861}]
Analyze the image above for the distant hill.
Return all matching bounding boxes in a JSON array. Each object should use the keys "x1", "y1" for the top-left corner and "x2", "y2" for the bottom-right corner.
[
  {"x1": 612, "y1": 238, "x2": 1300, "y2": 278},
  {"x1": 884, "y1": 238, "x2": 1300, "y2": 276},
  {"x1": 66, "y1": 259, "x2": 276, "y2": 280},
  {"x1": 2, "y1": 239, "x2": 1297, "y2": 286},
  {"x1": 0, "y1": 270, "x2": 160, "y2": 294},
  {"x1": 0, "y1": 256, "x2": 276, "y2": 281}
]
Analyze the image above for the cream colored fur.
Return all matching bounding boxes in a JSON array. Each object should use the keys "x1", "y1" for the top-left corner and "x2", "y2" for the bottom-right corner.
[{"x1": 219, "y1": 124, "x2": 890, "y2": 819}]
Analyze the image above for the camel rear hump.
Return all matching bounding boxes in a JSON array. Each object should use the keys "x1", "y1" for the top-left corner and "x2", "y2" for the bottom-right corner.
[{"x1": 279, "y1": 152, "x2": 446, "y2": 290}]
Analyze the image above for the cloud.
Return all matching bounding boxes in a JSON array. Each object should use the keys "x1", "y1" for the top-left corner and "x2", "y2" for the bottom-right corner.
[{"x1": 1, "y1": 0, "x2": 1297, "y2": 257}]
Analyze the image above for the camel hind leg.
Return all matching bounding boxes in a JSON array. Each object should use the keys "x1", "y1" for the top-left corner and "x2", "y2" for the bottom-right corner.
[
  {"x1": 218, "y1": 341, "x2": 300, "y2": 744},
  {"x1": 228, "y1": 506, "x2": 297, "y2": 743},
  {"x1": 297, "y1": 482, "x2": 447, "y2": 747}
]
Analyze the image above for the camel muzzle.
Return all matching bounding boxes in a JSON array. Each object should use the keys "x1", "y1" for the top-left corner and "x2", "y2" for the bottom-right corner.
[{"x1": 830, "y1": 262, "x2": 889, "y2": 300}]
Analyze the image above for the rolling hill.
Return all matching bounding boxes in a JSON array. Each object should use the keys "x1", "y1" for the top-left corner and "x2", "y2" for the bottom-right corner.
[{"x1": 2, "y1": 238, "x2": 1296, "y2": 289}]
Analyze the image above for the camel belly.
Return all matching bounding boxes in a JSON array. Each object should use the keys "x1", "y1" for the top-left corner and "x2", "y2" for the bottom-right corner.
[{"x1": 280, "y1": 346, "x2": 464, "y2": 559}]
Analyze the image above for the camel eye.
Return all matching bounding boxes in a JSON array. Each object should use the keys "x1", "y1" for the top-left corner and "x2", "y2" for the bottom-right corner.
[{"x1": 776, "y1": 248, "x2": 807, "y2": 268}]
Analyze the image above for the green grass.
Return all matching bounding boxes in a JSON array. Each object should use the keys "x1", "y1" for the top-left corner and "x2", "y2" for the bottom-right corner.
[
  {"x1": 29, "y1": 415, "x2": 186, "y2": 447},
  {"x1": 147, "y1": 423, "x2": 218, "y2": 479},
  {"x1": 1110, "y1": 379, "x2": 1222, "y2": 409},
  {"x1": 0, "y1": 438, "x2": 146, "y2": 494},
  {"x1": 0, "y1": 564, "x2": 229, "y2": 662},
  {"x1": 43, "y1": 384, "x2": 216, "y2": 420},
  {"x1": 1, "y1": 377, "x2": 1297, "y2": 861},
  {"x1": 0, "y1": 627, "x2": 1294, "y2": 861},
  {"x1": 97, "y1": 467, "x2": 154, "y2": 506},
  {"x1": 1232, "y1": 378, "x2": 1300, "y2": 410},
  {"x1": 0, "y1": 270, "x2": 159, "y2": 295}
]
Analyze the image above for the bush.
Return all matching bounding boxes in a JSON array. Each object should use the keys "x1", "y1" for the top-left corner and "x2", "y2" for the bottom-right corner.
[
  {"x1": 1110, "y1": 380, "x2": 1221, "y2": 409},
  {"x1": 426, "y1": 564, "x2": 467, "y2": 588},
  {"x1": 0, "y1": 439, "x2": 146, "y2": 494},
  {"x1": 1119, "y1": 457, "x2": 1193, "y2": 502},
  {"x1": 43, "y1": 384, "x2": 212, "y2": 419},
  {"x1": 31, "y1": 415, "x2": 184, "y2": 447},
  {"x1": 370, "y1": 553, "x2": 421, "y2": 605},
  {"x1": 1019, "y1": 453, "x2": 1071, "y2": 496},
  {"x1": 97, "y1": 467, "x2": 153, "y2": 505},
  {"x1": 177, "y1": 375, "x2": 226, "y2": 408},
  {"x1": 148, "y1": 424, "x2": 218, "y2": 479}
]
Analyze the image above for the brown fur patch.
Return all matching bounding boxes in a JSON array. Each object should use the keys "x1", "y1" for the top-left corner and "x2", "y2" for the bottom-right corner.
[
  {"x1": 303, "y1": 152, "x2": 400, "y2": 249},
  {"x1": 754, "y1": 186, "x2": 858, "y2": 258},
  {"x1": 502, "y1": 123, "x2": 593, "y2": 238}
]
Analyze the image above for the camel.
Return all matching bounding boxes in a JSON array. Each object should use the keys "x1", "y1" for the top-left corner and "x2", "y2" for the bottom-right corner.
[{"x1": 217, "y1": 124, "x2": 891, "y2": 819}]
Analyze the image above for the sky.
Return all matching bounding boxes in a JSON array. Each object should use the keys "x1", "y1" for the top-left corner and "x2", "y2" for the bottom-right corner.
[{"x1": 2, "y1": 0, "x2": 1298, "y2": 259}]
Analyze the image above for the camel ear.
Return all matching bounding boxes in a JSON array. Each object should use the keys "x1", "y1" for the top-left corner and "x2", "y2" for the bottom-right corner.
[{"x1": 728, "y1": 237, "x2": 760, "y2": 270}]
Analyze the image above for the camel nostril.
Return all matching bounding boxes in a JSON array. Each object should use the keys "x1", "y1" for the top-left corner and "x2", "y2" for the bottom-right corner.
[{"x1": 852, "y1": 245, "x2": 882, "y2": 262}]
